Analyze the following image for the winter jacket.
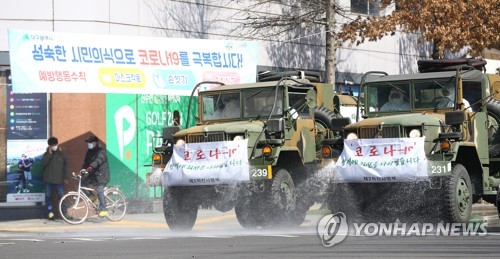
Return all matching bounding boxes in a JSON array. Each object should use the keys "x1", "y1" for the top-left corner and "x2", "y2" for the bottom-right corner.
[
  {"x1": 82, "y1": 145, "x2": 110, "y2": 185},
  {"x1": 41, "y1": 147, "x2": 69, "y2": 184}
]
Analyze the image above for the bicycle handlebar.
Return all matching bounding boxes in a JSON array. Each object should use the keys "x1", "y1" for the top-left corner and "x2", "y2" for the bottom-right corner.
[{"x1": 72, "y1": 169, "x2": 89, "y2": 179}]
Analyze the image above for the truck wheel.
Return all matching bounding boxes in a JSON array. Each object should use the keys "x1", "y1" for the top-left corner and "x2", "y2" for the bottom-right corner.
[
  {"x1": 288, "y1": 204, "x2": 308, "y2": 226},
  {"x1": 327, "y1": 183, "x2": 363, "y2": 223},
  {"x1": 235, "y1": 186, "x2": 267, "y2": 229},
  {"x1": 235, "y1": 201, "x2": 258, "y2": 228},
  {"x1": 443, "y1": 164, "x2": 472, "y2": 223},
  {"x1": 163, "y1": 187, "x2": 198, "y2": 231},
  {"x1": 487, "y1": 100, "x2": 500, "y2": 157},
  {"x1": 314, "y1": 106, "x2": 341, "y2": 129},
  {"x1": 286, "y1": 182, "x2": 313, "y2": 227},
  {"x1": 314, "y1": 106, "x2": 342, "y2": 151},
  {"x1": 269, "y1": 168, "x2": 296, "y2": 225}
]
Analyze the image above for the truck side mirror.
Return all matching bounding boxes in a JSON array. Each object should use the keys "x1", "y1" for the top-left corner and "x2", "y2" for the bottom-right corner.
[
  {"x1": 438, "y1": 111, "x2": 466, "y2": 140},
  {"x1": 330, "y1": 117, "x2": 351, "y2": 131},
  {"x1": 163, "y1": 126, "x2": 180, "y2": 143},
  {"x1": 267, "y1": 118, "x2": 285, "y2": 134},
  {"x1": 445, "y1": 111, "x2": 465, "y2": 127}
]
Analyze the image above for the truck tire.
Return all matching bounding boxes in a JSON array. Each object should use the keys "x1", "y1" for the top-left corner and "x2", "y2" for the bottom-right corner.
[
  {"x1": 269, "y1": 168, "x2": 296, "y2": 226},
  {"x1": 284, "y1": 182, "x2": 310, "y2": 227},
  {"x1": 314, "y1": 106, "x2": 340, "y2": 130},
  {"x1": 235, "y1": 186, "x2": 267, "y2": 229},
  {"x1": 327, "y1": 183, "x2": 364, "y2": 224},
  {"x1": 314, "y1": 106, "x2": 342, "y2": 152},
  {"x1": 328, "y1": 183, "x2": 395, "y2": 224},
  {"x1": 163, "y1": 187, "x2": 198, "y2": 231},
  {"x1": 443, "y1": 164, "x2": 472, "y2": 223},
  {"x1": 487, "y1": 100, "x2": 500, "y2": 157}
]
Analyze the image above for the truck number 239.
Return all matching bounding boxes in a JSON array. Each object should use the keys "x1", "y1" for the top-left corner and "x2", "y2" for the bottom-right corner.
[{"x1": 252, "y1": 169, "x2": 268, "y2": 177}]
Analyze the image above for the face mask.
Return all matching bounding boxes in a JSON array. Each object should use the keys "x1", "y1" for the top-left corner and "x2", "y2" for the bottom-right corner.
[
  {"x1": 51, "y1": 146, "x2": 58, "y2": 151},
  {"x1": 88, "y1": 143, "x2": 94, "y2": 149},
  {"x1": 444, "y1": 89, "x2": 454, "y2": 98}
]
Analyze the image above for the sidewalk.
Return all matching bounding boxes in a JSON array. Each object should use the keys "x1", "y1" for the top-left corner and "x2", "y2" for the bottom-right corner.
[{"x1": 0, "y1": 198, "x2": 163, "y2": 222}]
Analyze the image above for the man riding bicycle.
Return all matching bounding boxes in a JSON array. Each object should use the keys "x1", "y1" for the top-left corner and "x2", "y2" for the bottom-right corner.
[{"x1": 81, "y1": 135, "x2": 110, "y2": 217}]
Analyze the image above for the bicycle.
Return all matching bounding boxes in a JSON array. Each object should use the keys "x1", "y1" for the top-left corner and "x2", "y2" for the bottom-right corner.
[{"x1": 58, "y1": 169, "x2": 127, "y2": 224}]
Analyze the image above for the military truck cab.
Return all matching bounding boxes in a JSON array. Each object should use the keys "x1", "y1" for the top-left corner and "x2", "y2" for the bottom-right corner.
[
  {"x1": 324, "y1": 61, "x2": 500, "y2": 223},
  {"x1": 150, "y1": 71, "x2": 340, "y2": 230}
]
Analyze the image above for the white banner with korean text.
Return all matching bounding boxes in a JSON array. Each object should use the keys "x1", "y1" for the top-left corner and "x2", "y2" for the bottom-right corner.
[
  {"x1": 8, "y1": 29, "x2": 258, "y2": 95},
  {"x1": 334, "y1": 137, "x2": 428, "y2": 182},
  {"x1": 163, "y1": 140, "x2": 250, "y2": 186}
]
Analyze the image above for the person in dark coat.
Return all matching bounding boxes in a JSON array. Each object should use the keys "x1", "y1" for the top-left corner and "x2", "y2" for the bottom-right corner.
[
  {"x1": 41, "y1": 137, "x2": 69, "y2": 220},
  {"x1": 81, "y1": 135, "x2": 110, "y2": 217}
]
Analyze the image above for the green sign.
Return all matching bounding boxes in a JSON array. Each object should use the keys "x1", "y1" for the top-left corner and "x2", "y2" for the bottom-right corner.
[{"x1": 106, "y1": 94, "x2": 197, "y2": 199}]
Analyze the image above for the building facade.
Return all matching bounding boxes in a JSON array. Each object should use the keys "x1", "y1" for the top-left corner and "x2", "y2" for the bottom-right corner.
[{"x1": 0, "y1": 0, "x2": 494, "y2": 205}]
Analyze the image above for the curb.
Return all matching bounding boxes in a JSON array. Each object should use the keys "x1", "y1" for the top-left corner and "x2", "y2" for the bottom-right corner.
[{"x1": 0, "y1": 198, "x2": 164, "y2": 221}]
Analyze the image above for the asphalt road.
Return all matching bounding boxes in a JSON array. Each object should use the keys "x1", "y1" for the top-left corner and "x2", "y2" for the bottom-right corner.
[{"x1": 1, "y1": 204, "x2": 500, "y2": 258}]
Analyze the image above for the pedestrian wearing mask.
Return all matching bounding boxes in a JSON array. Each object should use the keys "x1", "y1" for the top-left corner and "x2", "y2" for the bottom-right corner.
[
  {"x1": 81, "y1": 135, "x2": 110, "y2": 217},
  {"x1": 41, "y1": 137, "x2": 69, "y2": 220}
]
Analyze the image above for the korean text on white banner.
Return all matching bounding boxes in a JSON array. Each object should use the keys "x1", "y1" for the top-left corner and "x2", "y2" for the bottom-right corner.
[
  {"x1": 8, "y1": 30, "x2": 258, "y2": 95},
  {"x1": 334, "y1": 137, "x2": 428, "y2": 182},
  {"x1": 163, "y1": 140, "x2": 250, "y2": 186}
]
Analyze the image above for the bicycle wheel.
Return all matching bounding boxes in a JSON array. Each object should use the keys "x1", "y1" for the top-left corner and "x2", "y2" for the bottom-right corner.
[
  {"x1": 105, "y1": 188, "x2": 127, "y2": 221},
  {"x1": 59, "y1": 192, "x2": 89, "y2": 224}
]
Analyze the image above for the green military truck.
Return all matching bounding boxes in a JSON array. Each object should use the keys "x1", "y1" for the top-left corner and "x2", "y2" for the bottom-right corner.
[
  {"x1": 149, "y1": 71, "x2": 341, "y2": 230},
  {"x1": 322, "y1": 59, "x2": 500, "y2": 223}
]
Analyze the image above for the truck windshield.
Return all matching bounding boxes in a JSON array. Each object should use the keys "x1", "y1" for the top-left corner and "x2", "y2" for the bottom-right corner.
[
  {"x1": 243, "y1": 88, "x2": 283, "y2": 118},
  {"x1": 202, "y1": 92, "x2": 241, "y2": 120},
  {"x1": 413, "y1": 79, "x2": 456, "y2": 109}
]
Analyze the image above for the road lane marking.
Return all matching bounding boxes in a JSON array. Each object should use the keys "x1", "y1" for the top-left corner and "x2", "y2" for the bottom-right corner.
[
  {"x1": 0, "y1": 213, "x2": 237, "y2": 232},
  {"x1": 196, "y1": 214, "x2": 236, "y2": 224}
]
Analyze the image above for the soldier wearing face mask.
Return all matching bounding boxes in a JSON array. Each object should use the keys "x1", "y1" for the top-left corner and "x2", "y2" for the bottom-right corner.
[
  {"x1": 380, "y1": 88, "x2": 410, "y2": 111},
  {"x1": 437, "y1": 87, "x2": 472, "y2": 112},
  {"x1": 41, "y1": 136, "x2": 70, "y2": 220},
  {"x1": 81, "y1": 135, "x2": 110, "y2": 217}
]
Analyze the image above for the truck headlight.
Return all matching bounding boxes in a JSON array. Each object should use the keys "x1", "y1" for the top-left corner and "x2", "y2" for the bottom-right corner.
[
  {"x1": 346, "y1": 133, "x2": 358, "y2": 140},
  {"x1": 233, "y1": 135, "x2": 244, "y2": 141},
  {"x1": 440, "y1": 140, "x2": 451, "y2": 152},
  {"x1": 409, "y1": 129, "x2": 421, "y2": 138},
  {"x1": 175, "y1": 139, "x2": 185, "y2": 146},
  {"x1": 322, "y1": 146, "x2": 332, "y2": 158},
  {"x1": 262, "y1": 145, "x2": 272, "y2": 157},
  {"x1": 152, "y1": 153, "x2": 161, "y2": 164}
]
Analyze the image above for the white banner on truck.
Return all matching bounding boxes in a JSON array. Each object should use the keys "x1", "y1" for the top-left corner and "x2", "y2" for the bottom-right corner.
[
  {"x1": 163, "y1": 140, "x2": 250, "y2": 186},
  {"x1": 334, "y1": 137, "x2": 428, "y2": 182}
]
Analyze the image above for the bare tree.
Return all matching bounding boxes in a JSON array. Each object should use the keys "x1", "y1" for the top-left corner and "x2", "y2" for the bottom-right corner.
[
  {"x1": 338, "y1": 0, "x2": 499, "y2": 59},
  {"x1": 224, "y1": 0, "x2": 349, "y2": 84}
]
